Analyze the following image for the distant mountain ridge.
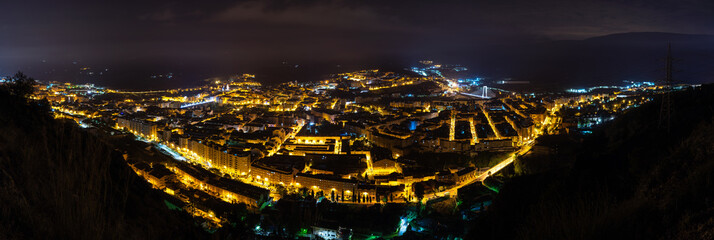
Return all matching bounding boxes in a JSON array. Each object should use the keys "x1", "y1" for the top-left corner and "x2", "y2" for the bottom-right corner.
[
  {"x1": 485, "y1": 32, "x2": 714, "y2": 91},
  {"x1": 584, "y1": 32, "x2": 714, "y2": 44},
  {"x1": 10, "y1": 32, "x2": 714, "y2": 90}
]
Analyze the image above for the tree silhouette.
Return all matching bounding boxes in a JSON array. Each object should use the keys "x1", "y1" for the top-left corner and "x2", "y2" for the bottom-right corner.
[{"x1": 2, "y1": 72, "x2": 36, "y2": 99}]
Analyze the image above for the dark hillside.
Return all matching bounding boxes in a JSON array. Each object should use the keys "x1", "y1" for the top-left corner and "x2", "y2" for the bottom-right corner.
[
  {"x1": 0, "y1": 78, "x2": 207, "y2": 239},
  {"x1": 468, "y1": 85, "x2": 714, "y2": 239}
]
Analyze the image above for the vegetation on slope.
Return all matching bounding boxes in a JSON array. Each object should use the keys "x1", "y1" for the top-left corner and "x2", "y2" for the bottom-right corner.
[
  {"x1": 469, "y1": 85, "x2": 714, "y2": 240},
  {"x1": 0, "y1": 73, "x2": 207, "y2": 239}
]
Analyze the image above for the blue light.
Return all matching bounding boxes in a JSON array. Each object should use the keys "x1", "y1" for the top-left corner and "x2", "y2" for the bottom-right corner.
[{"x1": 157, "y1": 143, "x2": 187, "y2": 161}]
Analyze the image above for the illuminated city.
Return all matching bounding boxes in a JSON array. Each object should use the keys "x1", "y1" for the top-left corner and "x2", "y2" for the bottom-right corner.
[
  {"x1": 1, "y1": 1, "x2": 714, "y2": 239},
  {"x1": 16, "y1": 65, "x2": 697, "y2": 238}
]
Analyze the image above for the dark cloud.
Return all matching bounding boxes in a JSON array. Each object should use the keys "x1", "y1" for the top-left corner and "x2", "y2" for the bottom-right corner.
[{"x1": 0, "y1": 0, "x2": 712, "y2": 88}]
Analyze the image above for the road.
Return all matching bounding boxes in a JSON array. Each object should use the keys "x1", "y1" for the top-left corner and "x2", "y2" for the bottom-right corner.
[
  {"x1": 419, "y1": 140, "x2": 535, "y2": 203},
  {"x1": 267, "y1": 120, "x2": 305, "y2": 157},
  {"x1": 417, "y1": 110, "x2": 559, "y2": 202}
]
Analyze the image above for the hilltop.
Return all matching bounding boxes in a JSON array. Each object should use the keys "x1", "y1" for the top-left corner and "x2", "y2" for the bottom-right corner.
[{"x1": 468, "y1": 84, "x2": 714, "y2": 239}]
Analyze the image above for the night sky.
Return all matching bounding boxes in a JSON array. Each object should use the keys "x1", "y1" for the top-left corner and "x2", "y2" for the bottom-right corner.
[{"x1": 2, "y1": 0, "x2": 713, "y2": 89}]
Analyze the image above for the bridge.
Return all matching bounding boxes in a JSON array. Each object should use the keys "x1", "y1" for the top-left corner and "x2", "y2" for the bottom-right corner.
[
  {"x1": 109, "y1": 87, "x2": 203, "y2": 94},
  {"x1": 180, "y1": 97, "x2": 217, "y2": 108},
  {"x1": 460, "y1": 86, "x2": 495, "y2": 99}
]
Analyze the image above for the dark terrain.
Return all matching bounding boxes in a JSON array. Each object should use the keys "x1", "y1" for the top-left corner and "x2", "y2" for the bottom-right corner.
[
  {"x1": 468, "y1": 85, "x2": 714, "y2": 239},
  {"x1": 0, "y1": 76, "x2": 209, "y2": 239}
]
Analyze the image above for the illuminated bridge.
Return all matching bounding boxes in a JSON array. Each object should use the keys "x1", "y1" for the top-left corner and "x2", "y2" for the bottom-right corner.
[
  {"x1": 460, "y1": 86, "x2": 495, "y2": 99},
  {"x1": 180, "y1": 97, "x2": 217, "y2": 108}
]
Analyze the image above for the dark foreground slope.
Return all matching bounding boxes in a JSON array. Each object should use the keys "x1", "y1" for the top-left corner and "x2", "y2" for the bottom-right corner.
[
  {"x1": 468, "y1": 85, "x2": 714, "y2": 240},
  {"x1": 0, "y1": 88, "x2": 207, "y2": 239}
]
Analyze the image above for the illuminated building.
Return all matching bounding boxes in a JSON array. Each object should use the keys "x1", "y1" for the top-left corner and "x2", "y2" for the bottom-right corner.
[
  {"x1": 454, "y1": 167, "x2": 484, "y2": 185},
  {"x1": 282, "y1": 136, "x2": 344, "y2": 155},
  {"x1": 294, "y1": 173, "x2": 376, "y2": 202},
  {"x1": 182, "y1": 138, "x2": 251, "y2": 176},
  {"x1": 249, "y1": 164, "x2": 295, "y2": 186},
  {"x1": 117, "y1": 117, "x2": 158, "y2": 140},
  {"x1": 372, "y1": 159, "x2": 402, "y2": 176},
  {"x1": 170, "y1": 162, "x2": 269, "y2": 208}
]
